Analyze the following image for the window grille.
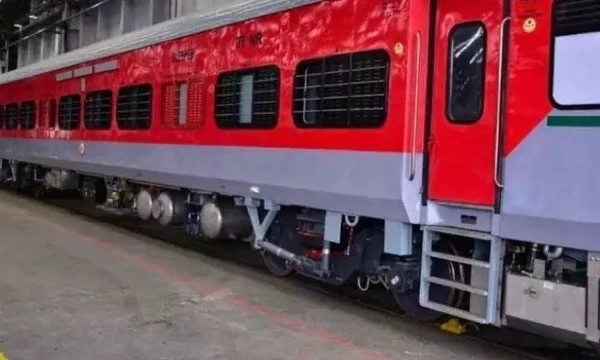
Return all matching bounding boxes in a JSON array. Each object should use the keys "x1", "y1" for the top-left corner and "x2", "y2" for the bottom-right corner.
[
  {"x1": 554, "y1": 0, "x2": 600, "y2": 36},
  {"x1": 5, "y1": 104, "x2": 18, "y2": 130},
  {"x1": 58, "y1": 95, "x2": 81, "y2": 130},
  {"x1": 19, "y1": 101, "x2": 36, "y2": 130},
  {"x1": 163, "y1": 79, "x2": 204, "y2": 129},
  {"x1": 293, "y1": 50, "x2": 389, "y2": 128},
  {"x1": 215, "y1": 66, "x2": 278, "y2": 128},
  {"x1": 85, "y1": 90, "x2": 112, "y2": 130},
  {"x1": 117, "y1": 84, "x2": 152, "y2": 130}
]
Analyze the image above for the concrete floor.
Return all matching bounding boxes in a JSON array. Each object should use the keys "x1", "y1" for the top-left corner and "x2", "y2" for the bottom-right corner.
[{"x1": 0, "y1": 191, "x2": 530, "y2": 360}]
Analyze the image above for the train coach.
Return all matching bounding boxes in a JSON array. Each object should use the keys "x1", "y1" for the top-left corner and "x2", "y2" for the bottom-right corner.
[{"x1": 0, "y1": 0, "x2": 598, "y2": 348}]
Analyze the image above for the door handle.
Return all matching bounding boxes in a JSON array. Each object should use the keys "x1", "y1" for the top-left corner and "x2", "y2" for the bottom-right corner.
[
  {"x1": 494, "y1": 17, "x2": 510, "y2": 189},
  {"x1": 408, "y1": 31, "x2": 421, "y2": 181}
]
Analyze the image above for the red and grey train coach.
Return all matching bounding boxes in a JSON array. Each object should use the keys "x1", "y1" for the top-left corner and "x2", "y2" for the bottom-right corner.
[{"x1": 0, "y1": 0, "x2": 598, "y2": 347}]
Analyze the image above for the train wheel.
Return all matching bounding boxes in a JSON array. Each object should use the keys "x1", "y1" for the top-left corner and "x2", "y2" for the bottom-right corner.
[
  {"x1": 262, "y1": 216, "x2": 296, "y2": 277},
  {"x1": 263, "y1": 252, "x2": 295, "y2": 277},
  {"x1": 393, "y1": 240, "x2": 465, "y2": 322}
]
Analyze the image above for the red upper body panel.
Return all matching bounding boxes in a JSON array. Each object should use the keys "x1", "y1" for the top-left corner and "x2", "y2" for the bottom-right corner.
[
  {"x1": 0, "y1": 0, "x2": 432, "y2": 154},
  {"x1": 0, "y1": 0, "x2": 554, "y2": 156},
  {"x1": 0, "y1": 0, "x2": 558, "y2": 208}
]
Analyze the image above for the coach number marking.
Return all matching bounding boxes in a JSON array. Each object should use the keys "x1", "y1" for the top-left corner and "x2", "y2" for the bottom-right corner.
[
  {"x1": 171, "y1": 48, "x2": 195, "y2": 63},
  {"x1": 235, "y1": 32, "x2": 263, "y2": 49}
]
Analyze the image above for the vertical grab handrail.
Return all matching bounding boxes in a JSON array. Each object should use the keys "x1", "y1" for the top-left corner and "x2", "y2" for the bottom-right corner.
[
  {"x1": 494, "y1": 18, "x2": 510, "y2": 189},
  {"x1": 302, "y1": 68, "x2": 309, "y2": 124},
  {"x1": 408, "y1": 31, "x2": 422, "y2": 181}
]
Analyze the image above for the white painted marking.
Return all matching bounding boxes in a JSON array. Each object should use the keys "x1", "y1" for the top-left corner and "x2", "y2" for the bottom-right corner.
[
  {"x1": 55, "y1": 71, "x2": 73, "y2": 81},
  {"x1": 73, "y1": 66, "x2": 93, "y2": 78},
  {"x1": 94, "y1": 60, "x2": 118, "y2": 74}
]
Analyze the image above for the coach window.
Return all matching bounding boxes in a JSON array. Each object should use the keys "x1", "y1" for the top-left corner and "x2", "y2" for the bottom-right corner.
[
  {"x1": 0, "y1": 106, "x2": 4, "y2": 129},
  {"x1": 163, "y1": 79, "x2": 205, "y2": 129},
  {"x1": 19, "y1": 101, "x2": 36, "y2": 130},
  {"x1": 215, "y1": 66, "x2": 279, "y2": 129},
  {"x1": 551, "y1": 0, "x2": 600, "y2": 108},
  {"x1": 5, "y1": 104, "x2": 18, "y2": 130},
  {"x1": 117, "y1": 84, "x2": 152, "y2": 130},
  {"x1": 293, "y1": 50, "x2": 389, "y2": 128},
  {"x1": 85, "y1": 90, "x2": 112, "y2": 130},
  {"x1": 58, "y1": 95, "x2": 81, "y2": 130},
  {"x1": 446, "y1": 23, "x2": 486, "y2": 124}
]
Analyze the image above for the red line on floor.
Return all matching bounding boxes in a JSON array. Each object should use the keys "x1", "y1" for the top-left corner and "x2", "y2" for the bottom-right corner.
[{"x1": 23, "y1": 206, "x2": 394, "y2": 360}]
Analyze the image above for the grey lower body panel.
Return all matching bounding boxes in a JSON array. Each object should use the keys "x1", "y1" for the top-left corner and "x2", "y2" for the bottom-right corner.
[
  {"x1": 501, "y1": 116, "x2": 600, "y2": 252},
  {"x1": 0, "y1": 138, "x2": 422, "y2": 223},
  {"x1": 497, "y1": 212, "x2": 600, "y2": 252}
]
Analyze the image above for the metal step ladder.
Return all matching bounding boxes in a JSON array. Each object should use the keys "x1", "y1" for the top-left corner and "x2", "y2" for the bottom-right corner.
[{"x1": 419, "y1": 225, "x2": 504, "y2": 325}]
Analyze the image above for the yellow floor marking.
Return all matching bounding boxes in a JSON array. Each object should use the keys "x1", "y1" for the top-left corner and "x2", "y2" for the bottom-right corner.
[{"x1": 0, "y1": 348, "x2": 8, "y2": 360}]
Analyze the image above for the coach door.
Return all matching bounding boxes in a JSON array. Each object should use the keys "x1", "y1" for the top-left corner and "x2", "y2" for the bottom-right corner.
[{"x1": 427, "y1": 1, "x2": 508, "y2": 207}]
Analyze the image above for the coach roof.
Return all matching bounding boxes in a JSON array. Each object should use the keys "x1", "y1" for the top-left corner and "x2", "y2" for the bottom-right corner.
[{"x1": 0, "y1": 0, "x2": 324, "y2": 86}]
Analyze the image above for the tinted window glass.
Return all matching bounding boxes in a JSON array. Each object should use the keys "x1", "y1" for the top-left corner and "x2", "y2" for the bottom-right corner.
[
  {"x1": 554, "y1": 0, "x2": 600, "y2": 37},
  {"x1": 551, "y1": 0, "x2": 600, "y2": 108},
  {"x1": 447, "y1": 23, "x2": 486, "y2": 124}
]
